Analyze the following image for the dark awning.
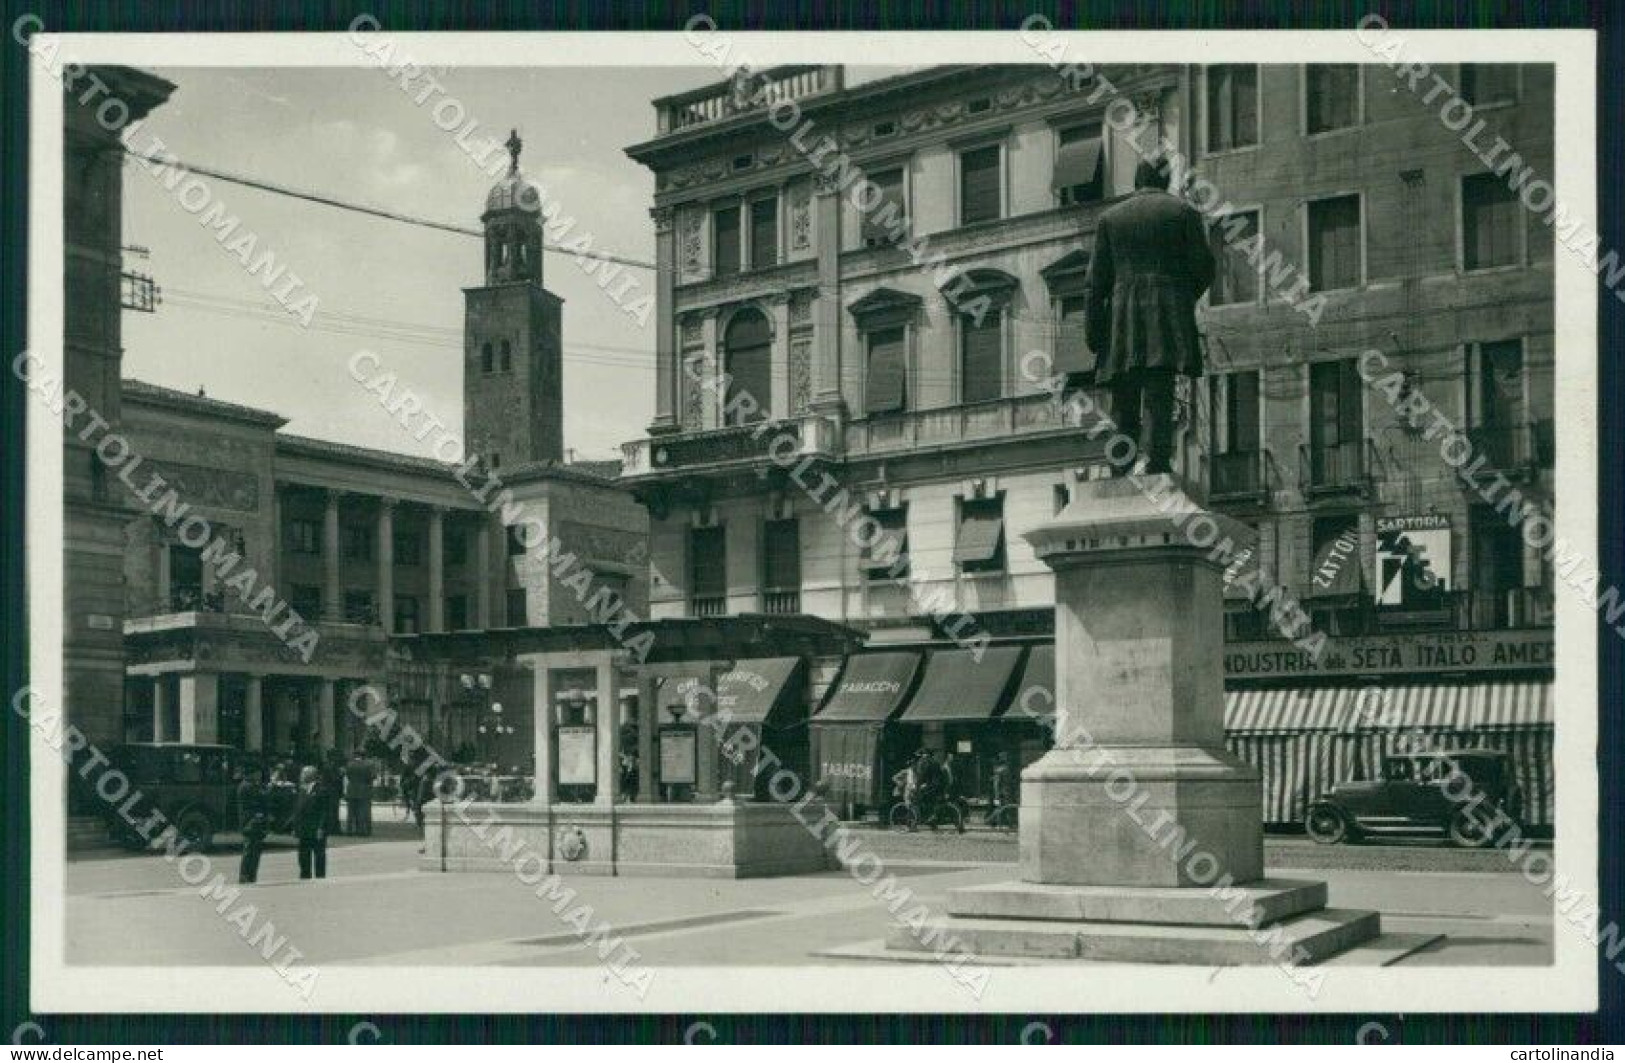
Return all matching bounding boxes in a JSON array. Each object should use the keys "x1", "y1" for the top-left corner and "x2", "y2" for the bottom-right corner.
[
  {"x1": 714, "y1": 657, "x2": 802, "y2": 727},
  {"x1": 1052, "y1": 137, "x2": 1104, "y2": 191},
  {"x1": 952, "y1": 506, "x2": 1006, "y2": 565},
  {"x1": 899, "y1": 645, "x2": 1024, "y2": 723},
  {"x1": 814, "y1": 651, "x2": 920, "y2": 724},
  {"x1": 1306, "y1": 529, "x2": 1363, "y2": 597},
  {"x1": 1008, "y1": 644, "x2": 1055, "y2": 727}
]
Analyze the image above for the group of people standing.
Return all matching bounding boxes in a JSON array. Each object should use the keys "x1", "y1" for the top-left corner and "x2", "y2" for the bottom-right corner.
[{"x1": 235, "y1": 749, "x2": 378, "y2": 884}]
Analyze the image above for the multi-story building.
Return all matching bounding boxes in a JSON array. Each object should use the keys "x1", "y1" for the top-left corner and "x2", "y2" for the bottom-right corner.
[
  {"x1": 621, "y1": 63, "x2": 1556, "y2": 826},
  {"x1": 62, "y1": 67, "x2": 173, "y2": 756},
  {"x1": 113, "y1": 136, "x2": 648, "y2": 769}
]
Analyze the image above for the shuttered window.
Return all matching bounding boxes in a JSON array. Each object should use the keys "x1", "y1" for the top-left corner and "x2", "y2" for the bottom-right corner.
[
  {"x1": 749, "y1": 196, "x2": 777, "y2": 269},
  {"x1": 1224, "y1": 371, "x2": 1261, "y2": 454},
  {"x1": 959, "y1": 145, "x2": 1002, "y2": 226},
  {"x1": 1462, "y1": 173, "x2": 1520, "y2": 271},
  {"x1": 960, "y1": 307, "x2": 1003, "y2": 404},
  {"x1": 1460, "y1": 64, "x2": 1517, "y2": 107},
  {"x1": 1309, "y1": 359, "x2": 1363, "y2": 449},
  {"x1": 724, "y1": 310, "x2": 772, "y2": 424},
  {"x1": 1211, "y1": 209, "x2": 1260, "y2": 305},
  {"x1": 1056, "y1": 294, "x2": 1093, "y2": 378},
  {"x1": 1205, "y1": 65, "x2": 1258, "y2": 152},
  {"x1": 1305, "y1": 65, "x2": 1358, "y2": 134},
  {"x1": 690, "y1": 526, "x2": 727, "y2": 600},
  {"x1": 1307, "y1": 195, "x2": 1361, "y2": 292},
  {"x1": 713, "y1": 204, "x2": 741, "y2": 277},
  {"x1": 862, "y1": 168, "x2": 907, "y2": 246},
  {"x1": 865, "y1": 326, "x2": 907, "y2": 414},
  {"x1": 762, "y1": 518, "x2": 801, "y2": 591}
]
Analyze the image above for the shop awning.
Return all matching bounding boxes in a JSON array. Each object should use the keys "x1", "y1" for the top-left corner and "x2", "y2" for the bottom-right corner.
[
  {"x1": 1472, "y1": 679, "x2": 1553, "y2": 728},
  {"x1": 1343, "y1": 683, "x2": 1478, "y2": 731},
  {"x1": 1052, "y1": 138, "x2": 1104, "y2": 192},
  {"x1": 714, "y1": 657, "x2": 802, "y2": 727},
  {"x1": 953, "y1": 507, "x2": 1006, "y2": 565},
  {"x1": 1224, "y1": 688, "x2": 1352, "y2": 734},
  {"x1": 1009, "y1": 644, "x2": 1055, "y2": 726},
  {"x1": 814, "y1": 652, "x2": 920, "y2": 724},
  {"x1": 1305, "y1": 530, "x2": 1364, "y2": 597},
  {"x1": 898, "y1": 646, "x2": 1024, "y2": 723}
]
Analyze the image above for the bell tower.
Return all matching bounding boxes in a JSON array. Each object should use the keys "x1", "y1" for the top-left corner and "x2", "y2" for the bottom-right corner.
[{"x1": 463, "y1": 129, "x2": 564, "y2": 469}]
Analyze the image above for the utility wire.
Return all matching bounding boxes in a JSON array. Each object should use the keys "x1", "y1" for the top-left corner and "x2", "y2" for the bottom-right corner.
[{"x1": 122, "y1": 147, "x2": 658, "y2": 272}]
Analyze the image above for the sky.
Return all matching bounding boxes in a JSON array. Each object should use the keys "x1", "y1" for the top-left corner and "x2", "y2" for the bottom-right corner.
[{"x1": 120, "y1": 65, "x2": 909, "y2": 464}]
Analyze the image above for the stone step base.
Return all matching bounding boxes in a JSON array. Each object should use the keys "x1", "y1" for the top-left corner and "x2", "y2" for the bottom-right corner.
[
  {"x1": 948, "y1": 878, "x2": 1327, "y2": 929},
  {"x1": 887, "y1": 908, "x2": 1381, "y2": 966}
]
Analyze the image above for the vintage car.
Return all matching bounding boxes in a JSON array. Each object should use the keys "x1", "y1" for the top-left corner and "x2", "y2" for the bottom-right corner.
[
  {"x1": 1304, "y1": 749, "x2": 1523, "y2": 848},
  {"x1": 102, "y1": 743, "x2": 297, "y2": 853}
]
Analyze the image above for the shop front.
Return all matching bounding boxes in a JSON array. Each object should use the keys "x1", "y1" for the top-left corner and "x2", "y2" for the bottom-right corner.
[
  {"x1": 1224, "y1": 627, "x2": 1556, "y2": 831},
  {"x1": 894, "y1": 644, "x2": 1028, "y2": 805},
  {"x1": 810, "y1": 650, "x2": 921, "y2": 817}
]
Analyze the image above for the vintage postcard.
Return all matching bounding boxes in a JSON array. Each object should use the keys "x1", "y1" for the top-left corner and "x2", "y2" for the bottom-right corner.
[{"x1": 19, "y1": 24, "x2": 1602, "y2": 1020}]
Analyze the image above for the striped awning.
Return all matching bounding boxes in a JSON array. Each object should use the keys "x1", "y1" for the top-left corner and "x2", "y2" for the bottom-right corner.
[
  {"x1": 1348, "y1": 683, "x2": 1482, "y2": 731},
  {"x1": 1224, "y1": 688, "x2": 1351, "y2": 734},
  {"x1": 1472, "y1": 679, "x2": 1553, "y2": 728}
]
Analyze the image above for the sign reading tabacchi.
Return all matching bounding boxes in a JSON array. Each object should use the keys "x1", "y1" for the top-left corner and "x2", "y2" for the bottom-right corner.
[{"x1": 1225, "y1": 628, "x2": 1554, "y2": 679}]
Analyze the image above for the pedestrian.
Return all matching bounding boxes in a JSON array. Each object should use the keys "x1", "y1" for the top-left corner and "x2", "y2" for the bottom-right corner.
[
  {"x1": 320, "y1": 749, "x2": 345, "y2": 836},
  {"x1": 235, "y1": 764, "x2": 268, "y2": 884},
  {"x1": 399, "y1": 757, "x2": 417, "y2": 823},
  {"x1": 344, "y1": 749, "x2": 375, "y2": 836},
  {"x1": 293, "y1": 765, "x2": 328, "y2": 880}
]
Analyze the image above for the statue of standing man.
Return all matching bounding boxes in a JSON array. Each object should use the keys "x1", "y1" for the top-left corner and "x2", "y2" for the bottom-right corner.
[{"x1": 1083, "y1": 154, "x2": 1215, "y2": 476}]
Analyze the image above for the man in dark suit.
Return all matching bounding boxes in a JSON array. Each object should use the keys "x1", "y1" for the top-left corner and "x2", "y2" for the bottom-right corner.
[
  {"x1": 1083, "y1": 154, "x2": 1215, "y2": 475},
  {"x1": 293, "y1": 765, "x2": 329, "y2": 880},
  {"x1": 343, "y1": 750, "x2": 375, "y2": 837}
]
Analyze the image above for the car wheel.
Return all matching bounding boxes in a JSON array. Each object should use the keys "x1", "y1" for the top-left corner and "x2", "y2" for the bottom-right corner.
[
  {"x1": 1448, "y1": 808, "x2": 1496, "y2": 849},
  {"x1": 1304, "y1": 805, "x2": 1348, "y2": 845},
  {"x1": 175, "y1": 809, "x2": 215, "y2": 853}
]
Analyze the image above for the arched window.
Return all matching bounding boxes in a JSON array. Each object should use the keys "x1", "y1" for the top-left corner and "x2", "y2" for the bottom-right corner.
[
  {"x1": 723, "y1": 309, "x2": 772, "y2": 425},
  {"x1": 481, "y1": 342, "x2": 494, "y2": 373},
  {"x1": 499, "y1": 339, "x2": 512, "y2": 372}
]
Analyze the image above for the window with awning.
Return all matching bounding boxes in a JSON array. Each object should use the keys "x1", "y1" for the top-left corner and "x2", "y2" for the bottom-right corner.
[
  {"x1": 814, "y1": 652, "x2": 920, "y2": 723},
  {"x1": 1054, "y1": 122, "x2": 1104, "y2": 205},
  {"x1": 899, "y1": 646, "x2": 1024, "y2": 723},
  {"x1": 1307, "y1": 517, "x2": 1363, "y2": 597},
  {"x1": 953, "y1": 496, "x2": 1006, "y2": 573},
  {"x1": 864, "y1": 507, "x2": 910, "y2": 580}
]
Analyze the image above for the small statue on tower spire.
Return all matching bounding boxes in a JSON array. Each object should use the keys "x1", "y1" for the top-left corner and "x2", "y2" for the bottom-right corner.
[{"x1": 505, "y1": 128, "x2": 522, "y2": 175}]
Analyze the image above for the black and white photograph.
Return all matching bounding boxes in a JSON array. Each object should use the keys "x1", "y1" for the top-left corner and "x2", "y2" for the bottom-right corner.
[{"x1": 7, "y1": 12, "x2": 1617, "y2": 1045}]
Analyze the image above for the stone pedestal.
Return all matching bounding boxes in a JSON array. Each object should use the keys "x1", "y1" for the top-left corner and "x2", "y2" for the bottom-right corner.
[{"x1": 883, "y1": 475, "x2": 1389, "y2": 966}]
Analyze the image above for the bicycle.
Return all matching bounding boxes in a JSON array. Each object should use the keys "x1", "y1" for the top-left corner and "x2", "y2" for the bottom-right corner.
[
  {"x1": 888, "y1": 796, "x2": 965, "y2": 833},
  {"x1": 986, "y1": 800, "x2": 1019, "y2": 833}
]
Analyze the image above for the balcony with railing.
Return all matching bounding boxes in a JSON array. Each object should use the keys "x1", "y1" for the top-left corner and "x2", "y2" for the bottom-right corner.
[
  {"x1": 1208, "y1": 449, "x2": 1269, "y2": 503},
  {"x1": 762, "y1": 589, "x2": 802, "y2": 615},
  {"x1": 690, "y1": 595, "x2": 727, "y2": 619},
  {"x1": 621, "y1": 412, "x2": 840, "y2": 481},
  {"x1": 1465, "y1": 421, "x2": 1556, "y2": 482},
  {"x1": 1299, "y1": 439, "x2": 1374, "y2": 495},
  {"x1": 845, "y1": 393, "x2": 1090, "y2": 458},
  {"x1": 655, "y1": 65, "x2": 845, "y2": 135}
]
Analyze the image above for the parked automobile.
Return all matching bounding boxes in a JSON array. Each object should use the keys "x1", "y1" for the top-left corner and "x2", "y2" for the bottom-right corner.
[
  {"x1": 102, "y1": 743, "x2": 297, "y2": 853},
  {"x1": 1304, "y1": 749, "x2": 1523, "y2": 848}
]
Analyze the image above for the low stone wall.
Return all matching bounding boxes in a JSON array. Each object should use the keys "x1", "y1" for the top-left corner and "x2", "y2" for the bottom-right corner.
[{"x1": 421, "y1": 799, "x2": 839, "y2": 878}]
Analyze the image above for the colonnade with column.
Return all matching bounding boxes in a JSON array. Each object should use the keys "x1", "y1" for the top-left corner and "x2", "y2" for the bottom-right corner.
[
  {"x1": 142, "y1": 671, "x2": 358, "y2": 754},
  {"x1": 283, "y1": 485, "x2": 505, "y2": 634}
]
